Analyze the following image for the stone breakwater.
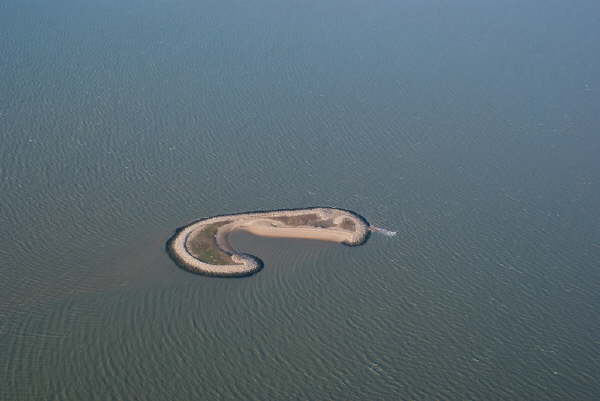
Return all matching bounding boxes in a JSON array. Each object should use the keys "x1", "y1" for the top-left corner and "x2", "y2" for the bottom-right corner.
[{"x1": 166, "y1": 207, "x2": 371, "y2": 277}]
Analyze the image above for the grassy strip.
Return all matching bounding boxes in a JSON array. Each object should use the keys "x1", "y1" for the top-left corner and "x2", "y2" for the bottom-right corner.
[{"x1": 187, "y1": 221, "x2": 233, "y2": 265}]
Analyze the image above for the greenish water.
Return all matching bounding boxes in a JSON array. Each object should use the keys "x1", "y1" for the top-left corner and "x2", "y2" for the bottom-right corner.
[{"x1": 1, "y1": 0, "x2": 599, "y2": 399}]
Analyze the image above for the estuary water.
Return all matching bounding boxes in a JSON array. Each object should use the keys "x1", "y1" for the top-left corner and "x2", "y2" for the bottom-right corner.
[{"x1": 1, "y1": 0, "x2": 599, "y2": 399}]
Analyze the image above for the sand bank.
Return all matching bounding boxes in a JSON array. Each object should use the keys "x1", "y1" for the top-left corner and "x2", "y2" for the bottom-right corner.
[{"x1": 166, "y1": 207, "x2": 370, "y2": 277}]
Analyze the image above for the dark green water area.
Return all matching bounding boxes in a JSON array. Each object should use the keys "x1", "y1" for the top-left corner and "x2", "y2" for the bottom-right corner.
[{"x1": 1, "y1": 0, "x2": 599, "y2": 399}]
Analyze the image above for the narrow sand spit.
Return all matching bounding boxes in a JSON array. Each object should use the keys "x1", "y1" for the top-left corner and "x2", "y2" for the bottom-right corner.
[{"x1": 166, "y1": 207, "x2": 370, "y2": 277}]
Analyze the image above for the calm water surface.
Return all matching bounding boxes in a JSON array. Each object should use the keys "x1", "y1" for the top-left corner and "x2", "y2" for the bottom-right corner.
[{"x1": 1, "y1": 0, "x2": 599, "y2": 399}]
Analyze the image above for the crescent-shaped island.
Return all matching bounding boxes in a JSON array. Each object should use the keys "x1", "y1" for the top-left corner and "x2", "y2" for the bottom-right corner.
[{"x1": 167, "y1": 207, "x2": 371, "y2": 277}]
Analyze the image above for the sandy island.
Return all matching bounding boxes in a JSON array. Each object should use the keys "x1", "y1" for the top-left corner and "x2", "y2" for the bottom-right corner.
[{"x1": 167, "y1": 207, "x2": 371, "y2": 277}]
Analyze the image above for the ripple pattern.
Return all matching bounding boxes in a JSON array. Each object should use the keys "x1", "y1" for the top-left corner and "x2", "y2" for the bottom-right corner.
[{"x1": 1, "y1": 0, "x2": 600, "y2": 399}]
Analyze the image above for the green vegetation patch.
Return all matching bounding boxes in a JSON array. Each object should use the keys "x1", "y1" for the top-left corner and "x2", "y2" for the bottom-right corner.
[
  {"x1": 273, "y1": 213, "x2": 334, "y2": 228},
  {"x1": 187, "y1": 221, "x2": 233, "y2": 265}
]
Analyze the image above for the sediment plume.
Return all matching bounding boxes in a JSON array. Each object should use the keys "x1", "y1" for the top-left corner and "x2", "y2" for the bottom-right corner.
[{"x1": 166, "y1": 207, "x2": 371, "y2": 277}]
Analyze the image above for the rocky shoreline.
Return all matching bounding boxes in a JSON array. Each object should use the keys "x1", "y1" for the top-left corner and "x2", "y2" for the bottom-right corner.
[{"x1": 166, "y1": 207, "x2": 371, "y2": 277}]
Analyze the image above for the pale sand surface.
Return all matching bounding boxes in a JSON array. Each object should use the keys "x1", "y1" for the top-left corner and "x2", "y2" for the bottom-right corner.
[
  {"x1": 236, "y1": 221, "x2": 355, "y2": 243},
  {"x1": 168, "y1": 208, "x2": 369, "y2": 276}
]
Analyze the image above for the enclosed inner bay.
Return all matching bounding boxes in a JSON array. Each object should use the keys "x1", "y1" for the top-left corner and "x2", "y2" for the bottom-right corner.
[{"x1": 167, "y1": 207, "x2": 370, "y2": 276}]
